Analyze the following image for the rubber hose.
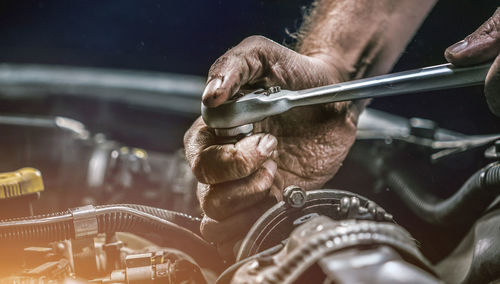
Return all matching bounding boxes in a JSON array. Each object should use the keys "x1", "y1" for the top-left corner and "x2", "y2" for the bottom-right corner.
[
  {"x1": 385, "y1": 162, "x2": 500, "y2": 227},
  {"x1": 0, "y1": 210, "x2": 73, "y2": 241},
  {"x1": 0, "y1": 205, "x2": 202, "y2": 240},
  {"x1": 0, "y1": 205, "x2": 222, "y2": 271},
  {"x1": 118, "y1": 204, "x2": 201, "y2": 234},
  {"x1": 266, "y1": 219, "x2": 435, "y2": 283}
]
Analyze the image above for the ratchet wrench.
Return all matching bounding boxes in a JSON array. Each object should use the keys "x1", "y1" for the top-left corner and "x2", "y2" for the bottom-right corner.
[{"x1": 202, "y1": 62, "x2": 491, "y2": 138}]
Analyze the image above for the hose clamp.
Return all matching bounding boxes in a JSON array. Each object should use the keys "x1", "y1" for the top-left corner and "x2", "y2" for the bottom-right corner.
[{"x1": 70, "y1": 205, "x2": 98, "y2": 239}]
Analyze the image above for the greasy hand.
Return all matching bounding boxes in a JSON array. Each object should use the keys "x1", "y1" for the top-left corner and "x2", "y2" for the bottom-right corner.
[
  {"x1": 445, "y1": 8, "x2": 500, "y2": 115},
  {"x1": 184, "y1": 36, "x2": 362, "y2": 259}
]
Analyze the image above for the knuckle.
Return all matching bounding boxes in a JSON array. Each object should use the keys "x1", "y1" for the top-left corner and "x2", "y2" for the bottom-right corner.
[
  {"x1": 478, "y1": 13, "x2": 500, "y2": 40},
  {"x1": 232, "y1": 150, "x2": 254, "y2": 177},
  {"x1": 191, "y1": 157, "x2": 212, "y2": 184},
  {"x1": 196, "y1": 183, "x2": 208, "y2": 204},
  {"x1": 200, "y1": 217, "x2": 219, "y2": 242},
  {"x1": 253, "y1": 170, "x2": 273, "y2": 194},
  {"x1": 218, "y1": 147, "x2": 251, "y2": 178},
  {"x1": 200, "y1": 186, "x2": 226, "y2": 220},
  {"x1": 241, "y1": 35, "x2": 268, "y2": 45},
  {"x1": 208, "y1": 56, "x2": 230, "y2": 78}
]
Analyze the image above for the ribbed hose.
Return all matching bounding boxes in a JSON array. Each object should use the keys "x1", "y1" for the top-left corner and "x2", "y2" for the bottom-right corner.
[
  {"x1": 0, "y1": 205, "x2": 201, "y2": 241},
  {"x1": 0, "y1": 205, "x2": 222, "y2": 271},
  {"x1": 0, "y1": 210, "x2": 73, "y2": 241},
  {"x1": 117, "y1": 204, "x2": 201, "y2": 234},
  {"x1": 263, "y1": 219, "x2": 436, "y2": 284},
  {"x1": 386, "y1": 162, "x2": 500, "y2": 227}
]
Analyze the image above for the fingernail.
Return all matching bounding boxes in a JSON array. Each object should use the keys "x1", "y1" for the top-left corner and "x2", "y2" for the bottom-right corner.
[
  {"x1": 257, "y1": 134, "x2": 277, "y2": 156},
  {"x1": 448, "y1": 40, "x2": 468, "y2": 54},
  {"x1": 202, "y1": 78, "x2": 222, "y2": 105},
  {"x1": 262, "y1": 159, "x2": 277, "y2": 175}
]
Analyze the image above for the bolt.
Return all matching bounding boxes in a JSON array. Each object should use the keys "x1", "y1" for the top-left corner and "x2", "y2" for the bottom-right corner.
[
  {"x1": 339, "y1": 196, "x2": 350, "y2": 215},
  {"x1": 283, "y1": 185, "x2": 306, "y2": 208},
  {"x1": 267, "y1": 86, "x2": 281, "y2": 95}
]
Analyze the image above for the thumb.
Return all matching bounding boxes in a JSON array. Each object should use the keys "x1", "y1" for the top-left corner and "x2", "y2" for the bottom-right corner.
[
  {"x1": 445, "y1": 8, "x2": 500, "y2": 66},
  {"x1": 202, "y1": 36, "x2": 274, "y2": 107}
]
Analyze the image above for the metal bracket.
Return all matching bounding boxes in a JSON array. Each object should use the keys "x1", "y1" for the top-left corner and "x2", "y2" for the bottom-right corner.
[{"x1": 70, "y1": 205, "x2": 98, "y2": 239}]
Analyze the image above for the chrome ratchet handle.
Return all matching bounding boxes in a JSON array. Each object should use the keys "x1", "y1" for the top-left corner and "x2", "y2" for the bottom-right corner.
[{"x1": 202, "y1": 63, "x2": 491, "y2": 130}]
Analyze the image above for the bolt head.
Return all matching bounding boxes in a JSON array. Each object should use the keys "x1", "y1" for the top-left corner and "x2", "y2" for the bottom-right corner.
[
  {"x1": 290, "y1": 191, "x2": 305, "y2": 206},
  {"x1": 283, "y1": 185, "x2": 306, "y2": 208},
  {"x1": 267, "y1": 86, "x2": 281, "y2": 94}
]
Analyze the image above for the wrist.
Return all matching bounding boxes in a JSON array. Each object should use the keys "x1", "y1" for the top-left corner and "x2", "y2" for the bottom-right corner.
[
  {"x1": 296, "y1": 0, "x2": 436, "y2": 80},
  {"x1": 305, "y1": 51, "x2": 355, "y2": 83}
]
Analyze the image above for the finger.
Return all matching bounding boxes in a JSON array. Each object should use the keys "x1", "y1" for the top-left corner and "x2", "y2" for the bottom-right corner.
[
  {"x1": 200, "y1": 197, "x2": 275, "y2": 243},
  {"x1": 198, "y1": 159, "x2": 277, "y2": 220},
  {"x1": 190, "y1": 130, "x2": 278, "y2": 184},
  {"x1": 184, "y1": 117, "x2": 215, "y2": 171},
  {"x1": 202, "y1": 36, "x2": 270, "y2": 107},
  {"x1": 203, "y1": 63, "x2": 250, "y2": 108},
  {"x1": 485, "y1": 54, "x2": 500, "y2": 116},
  {"x1": 445, "y1": 8, "x2": 500, "y2": 65}
]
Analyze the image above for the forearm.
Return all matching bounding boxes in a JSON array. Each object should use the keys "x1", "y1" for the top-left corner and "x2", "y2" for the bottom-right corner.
[{"x1": 297, "y1": 0, "x2": 437, "y2": 80}]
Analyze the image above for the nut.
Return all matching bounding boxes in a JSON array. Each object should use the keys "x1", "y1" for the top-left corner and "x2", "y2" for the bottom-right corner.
[{"x1": 283, "y1": 185, "x2": 306, "y2": 208}]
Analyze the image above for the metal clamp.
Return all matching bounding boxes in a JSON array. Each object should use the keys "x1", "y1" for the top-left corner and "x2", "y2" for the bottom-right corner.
[{"x1": 70, "y1": 205, "x2": 98, "y2": 239}]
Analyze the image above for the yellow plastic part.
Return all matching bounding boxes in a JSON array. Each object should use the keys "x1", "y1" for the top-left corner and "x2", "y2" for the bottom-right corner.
[{"x1": 0, "y1": 168, "x2": 44, "y2": 199}]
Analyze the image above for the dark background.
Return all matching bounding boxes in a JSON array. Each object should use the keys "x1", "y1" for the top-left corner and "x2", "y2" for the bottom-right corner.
[{"x1": 0, "y1": 0, "x2": 499, "y2": 134}]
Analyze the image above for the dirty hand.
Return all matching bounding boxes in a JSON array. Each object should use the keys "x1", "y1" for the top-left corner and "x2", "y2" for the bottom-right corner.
[
  {"x1": 445, "y1": 8, "x2": 500, "y2": 115},
  {"x1": 184, "y1": 36, "x2": 364, "y2": 259}
]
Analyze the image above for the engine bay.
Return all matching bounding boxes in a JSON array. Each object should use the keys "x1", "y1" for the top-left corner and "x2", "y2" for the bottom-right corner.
[{"x1": 0, "y1": 64, "x2": 499, "y2": 283}]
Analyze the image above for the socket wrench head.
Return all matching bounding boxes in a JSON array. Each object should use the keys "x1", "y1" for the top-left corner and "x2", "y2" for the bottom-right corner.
[{"x1": 214, "y1": 123, "x2": 253, "y2": 137}]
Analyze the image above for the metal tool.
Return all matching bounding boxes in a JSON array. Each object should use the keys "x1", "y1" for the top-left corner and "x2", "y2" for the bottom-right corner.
[{"x1": 202, "y1": 62, "x2": 491, "y2": 138}]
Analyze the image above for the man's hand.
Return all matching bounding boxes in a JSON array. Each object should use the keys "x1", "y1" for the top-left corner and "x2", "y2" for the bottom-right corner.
[
  {"x1": 445, "y1": 8, "x2": 500, "y2": 115},
  {"x1": 184, "y1": 36, "x2": 362, "y2": 259},
  {"x1": 184, "y1": 0, "x2": 436, "y2": 259}
]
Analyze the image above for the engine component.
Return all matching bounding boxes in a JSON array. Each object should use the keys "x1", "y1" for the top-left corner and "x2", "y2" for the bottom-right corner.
[
  {"x1": 385, "y1": 161, "x2": 500, "y2": 227},
  {"x1": 237, "y1": 188, "x2": 393, "y2": 261},
  {"x1": 0, "y1": 167, "x2": 44, "y2": 199},
  {"x1": 216, "y1": 188, "x2": 400, "y2": 283},
  {"x1": 99, "y1": 250, "x2": 207, "y2": 284},
  {"x1": 4, "y1": 259, "x2": 72, "y2": 283},
  {"x1": 436, "y1": 208, "x2": 500, "y2": 284},
  {"x1": 0, "y1": 167, "x2": 44, "y2": 218},
  {"x1": 232, "y1": 216, "x2": 438, "y2": 284}
]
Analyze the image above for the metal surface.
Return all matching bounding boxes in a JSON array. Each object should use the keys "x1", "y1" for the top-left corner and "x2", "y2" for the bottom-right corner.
[
  {"x1": 0, "y1": 63, "x2": 205, "y2": 114},
  {"x1": 70, "y1": 205, "x2": 98, "y2": 239},
  {"x1": 236, "y1": 189, "x2": 393, "y2": 261},
  {"x1": 283, "y1": 185, "x2": 306, "y2": 208},
  {"x1": 202, "y1": 63, "x2": 491, "y2": 129},
  {"x1": 214, "y1": 124, "x2": 254, "y2": 137},
  {"x1": 232, "y1": 217, "x2": 437, "y2": 284}
]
